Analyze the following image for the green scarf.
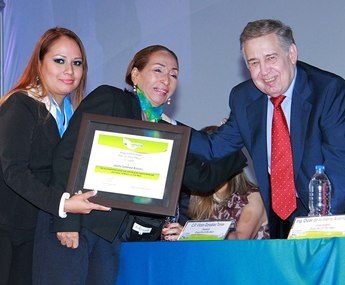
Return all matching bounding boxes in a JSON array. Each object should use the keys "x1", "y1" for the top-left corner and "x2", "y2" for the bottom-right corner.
[{"x1": 136, "y1": 87, "x2": 163, "y2": 122}]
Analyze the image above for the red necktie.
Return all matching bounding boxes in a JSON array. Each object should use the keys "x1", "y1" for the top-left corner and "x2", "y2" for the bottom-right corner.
[{"x1": 270, "y1": 95, "x2": 297, "y2": 220}]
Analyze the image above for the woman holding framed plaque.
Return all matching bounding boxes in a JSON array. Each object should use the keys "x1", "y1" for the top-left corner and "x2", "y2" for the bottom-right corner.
[
  {"x1": 33, "y1": 45, "x2": 246, "y2": 284},
  {"x1": 0, "y1": 28, "x2": 110, "y2": 285}
]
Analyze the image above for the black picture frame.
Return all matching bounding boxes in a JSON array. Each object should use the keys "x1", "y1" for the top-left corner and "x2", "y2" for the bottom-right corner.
[{"x1": 66, "y1": 113, "x2": 191, "y2": 216}]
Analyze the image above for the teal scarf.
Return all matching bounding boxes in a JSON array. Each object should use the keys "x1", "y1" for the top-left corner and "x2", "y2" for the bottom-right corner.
[{"x1": 136, "y1": 87, "x2": 163, "y2": 122}]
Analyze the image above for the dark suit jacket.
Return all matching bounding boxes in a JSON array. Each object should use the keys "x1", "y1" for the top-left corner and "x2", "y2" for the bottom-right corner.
[
  {"x1": 0, "y1": 93, "x2": 63, "y2": 229},
  {"x1": 50, "y1": 85, "x2": 247, "y2": 242},
  {"x1": 190, "y1": 61, "x2": 345, "y2": 238}
]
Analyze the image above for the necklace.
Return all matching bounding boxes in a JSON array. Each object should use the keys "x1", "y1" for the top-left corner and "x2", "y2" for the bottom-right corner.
[{"x1": 213, "y1": 193, "x2": 223, "y2": 203}]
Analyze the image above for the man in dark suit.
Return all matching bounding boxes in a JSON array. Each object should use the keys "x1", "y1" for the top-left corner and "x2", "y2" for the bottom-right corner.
[{"x1": 190, "y1": 19, "x2": 345, "y2": 238}]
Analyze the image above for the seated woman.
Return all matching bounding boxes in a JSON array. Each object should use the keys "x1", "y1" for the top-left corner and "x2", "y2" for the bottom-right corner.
[{"x1": 162, "y1": 125, "x2": 269, "y2": 241}]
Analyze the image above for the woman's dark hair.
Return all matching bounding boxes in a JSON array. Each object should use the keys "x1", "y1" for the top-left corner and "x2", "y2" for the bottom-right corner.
[{"x1": 125, "y1": 45, "x2": 178, "y2": 87}]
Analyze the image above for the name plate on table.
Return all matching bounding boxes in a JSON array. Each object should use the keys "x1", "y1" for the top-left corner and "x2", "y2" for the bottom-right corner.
[
  {"x1": 177, "y1": 219, "x2": 237, "y2": 241},
  {"x1": 288, "y1": 215, "x2": 345, "y2": 239}
]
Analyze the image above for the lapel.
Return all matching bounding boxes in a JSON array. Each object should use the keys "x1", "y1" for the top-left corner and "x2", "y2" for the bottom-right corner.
[
  {"x1": 247, "y1": 91, "x2": 268, "y2": 162},
  {"x1": 290, "y1": 63, "x2": 312, "y2": 182},
  {"x1": 131, "y1": 99, "x2": 142, "y2": 120},
  {"x1": 246, "y1": 89, "x2": 271, "y2": 205},
  {"x1": 39, "y1": 103, "x2": 61, "y2": 148}
]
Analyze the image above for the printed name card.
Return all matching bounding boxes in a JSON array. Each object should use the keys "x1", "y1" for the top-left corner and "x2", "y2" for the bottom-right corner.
[
  {"x1": 178, "y1": 219, "x2": 237, "y2": 241},
  {"x1": 288, "y1": 215, "x2": 345, "y2": 239}
]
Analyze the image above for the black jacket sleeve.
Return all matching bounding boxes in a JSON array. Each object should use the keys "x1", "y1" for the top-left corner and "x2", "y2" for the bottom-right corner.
[
  {"x1": 183, "y1": 151, "x2": 247, "y2": 192},
  {"x1": 0, "y1": 93, "x2": 63, "y2": 228}
]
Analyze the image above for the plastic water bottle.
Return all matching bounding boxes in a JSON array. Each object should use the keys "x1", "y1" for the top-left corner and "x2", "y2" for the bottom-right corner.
[{"x1": 308, "y1": 165, "x2": 332, "y2": 216}]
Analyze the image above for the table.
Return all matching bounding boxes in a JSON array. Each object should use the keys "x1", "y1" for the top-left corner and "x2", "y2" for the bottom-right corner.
[{"x1": 116, "y1": 238, "x2": 345, "y2": 285}]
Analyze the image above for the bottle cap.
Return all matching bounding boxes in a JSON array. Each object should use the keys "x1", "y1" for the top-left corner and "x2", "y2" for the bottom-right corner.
[{"x1": 315, "y1": 165, "x2": 325, "y2": 171}]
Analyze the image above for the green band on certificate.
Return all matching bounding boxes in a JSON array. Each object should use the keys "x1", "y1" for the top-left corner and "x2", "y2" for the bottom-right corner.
[
  {"x1": 95, "y1": 166, "x2": 160, "y2": 180},
  {"x1": 98, "y1": 134, "x2": 169, "y2": 153}
]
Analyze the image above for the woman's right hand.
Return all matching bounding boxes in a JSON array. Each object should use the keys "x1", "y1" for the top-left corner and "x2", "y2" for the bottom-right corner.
[
  {"x1": 64, "y1": 190, "x2": 111, "y2": 214},
  {"x1": 57, "y1": 232, "x2": 79, "y2": 249},
  {"x1": 161, "y1": 222, "x2": 183, "y2": 241}
]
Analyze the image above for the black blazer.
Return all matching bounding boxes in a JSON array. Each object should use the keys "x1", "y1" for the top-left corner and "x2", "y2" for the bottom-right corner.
[
  {"x1": 0, "y1": 93, "x2": 64, "y2": 229},
  {"x1": 50, "y1": 85, "x2": 247, "y2": 241}
]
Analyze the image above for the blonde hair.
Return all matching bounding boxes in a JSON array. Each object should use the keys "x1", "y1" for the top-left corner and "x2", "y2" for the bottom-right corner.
[
  {"x1": 188, "y1": 170, "x2": 256, "y2": 220},
  {"x1": 0, "y1": 27, "x2": 87, "y2": 108}
]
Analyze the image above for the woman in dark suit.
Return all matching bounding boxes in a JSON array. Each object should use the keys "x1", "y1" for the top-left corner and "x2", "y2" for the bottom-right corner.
[
  {"x1": 0, "y1": 27, "x2": 109, "y2": 285},
  {"x1": 34, "y1": 45, "x2": 246, "y2": 285}
]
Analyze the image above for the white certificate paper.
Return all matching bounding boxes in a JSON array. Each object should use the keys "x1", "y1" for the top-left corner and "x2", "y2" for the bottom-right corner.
[{"x1": 83, "y1": 130, "x2": 174, "y2": 200}]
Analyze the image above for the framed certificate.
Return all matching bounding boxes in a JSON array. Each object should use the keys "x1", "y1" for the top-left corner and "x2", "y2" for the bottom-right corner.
[{"x1": 66, "y1": 113, "x2": 191, "y2": 216}]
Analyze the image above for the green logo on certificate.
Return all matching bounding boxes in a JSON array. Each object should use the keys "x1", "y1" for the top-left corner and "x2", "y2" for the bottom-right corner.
[{"x1": 98, "y1": 134, "x2": 169, "y2": 153}]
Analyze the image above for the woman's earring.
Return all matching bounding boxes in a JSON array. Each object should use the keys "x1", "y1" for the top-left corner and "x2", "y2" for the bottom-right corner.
[
  {"x1": 167, "y1": 98, "x2": 171, "y2": 105},
  {"x1": 133, "y1": 85, "x2": 137, "y2": 93},
  {"x1": 36, "y1": 76, "x2": 40, "y2": 86}
]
